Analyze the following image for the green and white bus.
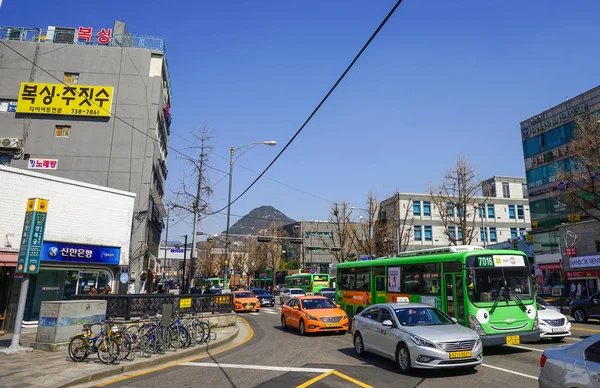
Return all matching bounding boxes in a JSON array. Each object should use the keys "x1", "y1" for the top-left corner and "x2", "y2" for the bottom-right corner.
[
  {"x1": 285, "y1": 273, "x2": 331, "y2": 293},
  {"x1": 336, "y1": 246, "x2": 540, "y2": 346},
  {"x1": 205, "y1": 278, "x2": 230, "y2": 288}
]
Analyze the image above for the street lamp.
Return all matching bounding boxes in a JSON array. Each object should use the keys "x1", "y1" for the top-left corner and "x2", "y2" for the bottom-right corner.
[
  {"x1": 178, "y1": 235, "x2": 188, "y2": 293},
  {"x1": 350, "y1": 206, "x2": 373, "y2": 254},
  {"x1": 224, "y1": 140, "x2": 277, "y2": 289}
]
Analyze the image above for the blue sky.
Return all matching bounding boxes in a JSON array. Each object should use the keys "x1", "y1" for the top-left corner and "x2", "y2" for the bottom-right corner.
[{"x1": 4, "y1": 1, "x2": 600, "y2": 241}]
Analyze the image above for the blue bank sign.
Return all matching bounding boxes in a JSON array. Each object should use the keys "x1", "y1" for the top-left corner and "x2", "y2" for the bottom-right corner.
[{"x1": 40, "y1": 242, "x2": 120, "y2": 265}]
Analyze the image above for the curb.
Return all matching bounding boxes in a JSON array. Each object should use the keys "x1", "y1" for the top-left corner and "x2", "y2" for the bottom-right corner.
[{"x1": 58, "y1": 325, "x2": 240, "y2": 388}]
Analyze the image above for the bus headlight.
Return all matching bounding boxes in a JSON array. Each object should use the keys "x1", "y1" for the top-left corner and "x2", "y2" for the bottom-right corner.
[
  {"x1": 534, "y1": 315, "x2": 539, "y2": 330},
  {"x1": 468, "y1": 314, "x2": 486, "y2": 336}
]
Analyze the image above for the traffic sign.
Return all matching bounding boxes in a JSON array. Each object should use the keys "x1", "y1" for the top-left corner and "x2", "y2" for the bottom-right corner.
[
  {"x1": 310, "y1": 269, "x2": 315, "y2": 274},
  {"x1": 119, "y1": 273, "x2": 129, "y2": 284},
  {"x1": 16, "y1": 198, "x2": 49, "y2": 274},
  {"x1": 121, "y1": 266, "x2": 129, "y2": 274}
]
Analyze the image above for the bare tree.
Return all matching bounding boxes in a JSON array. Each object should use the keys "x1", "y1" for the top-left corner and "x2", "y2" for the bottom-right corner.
[
  {"x1": 350, "y1": 191, "x2": 377, "y2": 257},
  {"x1": 377, "y1": 193, "x2": 414, "y2": 255},
  {"x1": 197, "y1": 240, "x2": 220, "y2": 278},
  {"x1": 319, "y1": 202, "x2": 358, "y2": 263},
  {"x1": 168, "y1": 127, "x2": 214, "y2": 283},
  {"x1": 231, "y1": 238, "x2": 253, "y2": 287},
  {"x1": 430, "y1": 156, "x2": 484, "y2": 245},
  {"x1": 247, "y1": 238, "x2": 268, "y2": 287},
  {"x1": 260, "y1": 224, "x2": 286, "y2": 291},
  {"x1": 556, "y1": 116, "x2": 600, "y2": 223}
]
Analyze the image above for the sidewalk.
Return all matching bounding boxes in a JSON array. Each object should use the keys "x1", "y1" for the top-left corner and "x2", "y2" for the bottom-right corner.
[{"x1": 0, "y1": 323, "x2": 240, "y2": 388}]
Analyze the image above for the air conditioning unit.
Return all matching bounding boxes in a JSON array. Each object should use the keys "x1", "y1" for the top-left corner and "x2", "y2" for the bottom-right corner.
[{"x1": 0, "y1": 138, "x2": 21, "y2": 149}]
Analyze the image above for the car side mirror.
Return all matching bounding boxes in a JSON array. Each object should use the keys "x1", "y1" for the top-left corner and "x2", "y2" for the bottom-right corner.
[
  {"x1": 293, "y1": 306, "x2": 299, "y2": 310},
  {"x1": 451, "y1": 317, "x2": 458, "y2": 323},
  {"x1": 382, "y1": 320, "x2": 394, "y2": 327},
  {"x1": 336, "y1": 304, "x2": 341, "y2": 308}
]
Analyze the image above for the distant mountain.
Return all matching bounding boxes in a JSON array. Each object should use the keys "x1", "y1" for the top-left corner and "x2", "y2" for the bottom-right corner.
[{"x1": 222, "y1": 205, "x2": 295, "y2": 236}]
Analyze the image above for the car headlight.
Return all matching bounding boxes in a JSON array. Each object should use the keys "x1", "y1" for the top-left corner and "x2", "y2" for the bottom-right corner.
[
  {"x1": 305, "y1": 313, "x2": 318, "y2": 321},
  {"x1": 476, "y1": 336, "x2": 482, "y2": 347},
  {"x1": 410, "y1": 335, "x2": 436, "y2": 348},
  {"x1": 342, "y1": 314, "x2": 348, "y2": 321},
  {"x1": 468, "y1": 314, "x2": 486, "y2": 336}
]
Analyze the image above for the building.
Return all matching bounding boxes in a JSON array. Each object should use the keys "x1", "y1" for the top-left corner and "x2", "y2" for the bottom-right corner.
[
  {"x1": 282, "y1": 221, "x2": 359, "y2": 273},
  {"x1": 520, "y1": 85, "x2": 600, "y2": 298},
  {"x1": 379, "y1": 176, "x2": 531, "y2": 252},
  {"x1": 0, "y1": 165, "x2": 135, "y2": 332},
  {"x1": 0, "y1": 22, "x2": 172, "y2": 292}
]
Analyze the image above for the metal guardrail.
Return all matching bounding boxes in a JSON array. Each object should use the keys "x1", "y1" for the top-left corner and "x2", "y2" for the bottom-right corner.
[{"x1": 72, "y1": 294, "x2": 233, "y2": 320}]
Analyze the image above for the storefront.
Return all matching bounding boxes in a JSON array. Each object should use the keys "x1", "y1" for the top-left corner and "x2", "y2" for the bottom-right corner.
[
  {"x1": 0, "y1": 251, "x2": 18, "y2": 330},
  {"x1": 537, "y1": 263, "x2": 564, "y2": 297},
  {"x1": 19, "y1": 241, "x2": 120, "y2": 322},
  {"x1": 563, "y1": 254, "x2": 600, "y2": 300}
]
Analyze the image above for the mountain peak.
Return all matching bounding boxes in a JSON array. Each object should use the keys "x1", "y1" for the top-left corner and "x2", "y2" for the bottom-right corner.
[{"x1": 222, "y1": 205, "x2": 295, "y2": 235}]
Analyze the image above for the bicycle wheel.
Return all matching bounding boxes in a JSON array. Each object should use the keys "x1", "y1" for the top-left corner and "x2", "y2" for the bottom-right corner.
[
  {"x1": 97, "y1": 336, "x2": 120, "y2": 364},
  {"x1": 120, "y1": 333, "x2": 135, "y2": 361},
  {"x1": 68, "y1": 334, "x2": 89, "y2": 362},
  {"x1": 177, "y1": 326, "x2": 191, "y2": 349},
  {"x1": 191, "y1": 321, "x2": 205, "y2": 345},
  {"x1": 200, "y1": 320, "x2": 211, "y2": 343}
]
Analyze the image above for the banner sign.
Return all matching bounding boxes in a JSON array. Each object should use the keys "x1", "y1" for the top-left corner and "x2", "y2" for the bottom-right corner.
[
  {"x1": 570, "y1": 255, "x2": 600, "y2": 269},
  {"x1": 16, "y1": 82, "x2": 114, "y2": 117},
  {"x1": 388, "y1": 267, "x2": 401, "y2": 292},
  {"x1": 40, "y1": 241, "x2": 120, "y2": 265},
  {"x1": 16, "y1": 198, "x2": 49, "y2": 274}
]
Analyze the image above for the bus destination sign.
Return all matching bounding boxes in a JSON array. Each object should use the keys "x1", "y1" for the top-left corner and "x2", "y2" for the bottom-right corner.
[{"x1": 476, "y1": 255, "x2": 525, "y2": 268}]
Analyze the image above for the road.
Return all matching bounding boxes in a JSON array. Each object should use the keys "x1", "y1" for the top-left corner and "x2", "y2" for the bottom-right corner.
[{"x1": 95, "y1": 307, "x2": 600, "y2": 388}]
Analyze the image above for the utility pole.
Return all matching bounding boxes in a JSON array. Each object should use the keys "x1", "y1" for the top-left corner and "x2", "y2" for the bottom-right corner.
[
  {"x1": 163, "y1": 208, "x2": 170, "y2": 281},
  {"x1": 181, "y1": 234, "x2": 188, "y2": 293},
  {"x1": 189, "y1": 143, "x2": 206, "y2": 292}
]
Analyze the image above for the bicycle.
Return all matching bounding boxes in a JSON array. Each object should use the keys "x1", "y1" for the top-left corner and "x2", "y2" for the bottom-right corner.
[{"x1": 68, "y1": 320, "x2": 121, "y2": 364}]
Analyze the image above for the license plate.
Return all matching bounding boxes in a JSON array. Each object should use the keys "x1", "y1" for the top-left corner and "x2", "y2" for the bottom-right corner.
[
  {"x1": 506, "y1": 335, "x2": 520, "y2": 345},
  {"x1": 552, "y1": 328, "x2": 563, "y2": 333},
  {"x1": 325, "y1": 323, "x2": 338, "y2": 327},
  {"x1": 449, "y1": 351, "x2": 472, "y2": 359}
]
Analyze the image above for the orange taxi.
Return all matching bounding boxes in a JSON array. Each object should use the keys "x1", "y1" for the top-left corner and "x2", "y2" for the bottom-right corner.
[
  {"x1": 280, "y1": 295, "x2": 348, "y2": 335},
  {"x1": 233, "y1": 291, "x2": 260, "y2": 313}
]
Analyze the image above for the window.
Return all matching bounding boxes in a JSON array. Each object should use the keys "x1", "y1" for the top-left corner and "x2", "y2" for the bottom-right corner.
[
  {"x1": 508, "y1": 205, "x2": 516, "y2": 219},
  {"x1": 487, "y1": 204, "x2": 495, "y2": 219},
  {"x1": 414, "y1": 226, "x2": 422, "y2": 241},
  {"x1": 364, "y1": 307, "x2": 380, "y2": 321},
  {"x1": 422, "y1": 264, "x2": 441, "y2": 295},
  {"x1": 511, "y1": 228, "x2": 518, "y2": 239},
  {"x1": 585, "y1": 341, "x2": 600, "y2": 364},
  {"x1": 480, "y1": 228, "x2": 487, "y2": 243},
  {"x1": 380, "y1": 308, "x2": 395, "y2": 326},
  {"x1": 517, "y1": 205, "x2": 524, "y2": 220},
  {"x1": 55, "y1": 125, "x2": 71, "y2": 138},
  {"x1": 423, "y1": 201, "x2": 431, "y2": 217},
  {"x1": 446, "y1": 202, "x2": 454, "y2": 216},
  {"x1": 489, "y1": 227, "x2": 497, "y2": 242},
  {"x1": 482, "y1": 181, "x2": 496, "y2": 197},
  {"x1": 424, "y1": 226, "x2": 432, "y2": 241},
  {"x1": 457, "y1": 227, "x2": 463, "y2": 241},
  {"x1": 413, "y1": 201, "x2": 421, "y2": 216},
  {"x1": 339, "y1": 269, "x2": 369, "y2": 291},
  {"x1": 403, "y1": 266, "x2": 421, "y2": 293},
  {"x1": 64, "y1": 73, "x2": 79, "y2": 84},
  {"x1": 519, "y1": 228, "x2": 526, "y2": 236},
  {"x1": 502, "y1": 182, "x2": 510, "y2": 198},
  {"x1": 356, "y1": 272, "x2": 370, "y2": 291},
  {"x1": 448, "y1": 226, "x2": 456, "y2": 239},
  {"x1": 522, "y1": 183, "x2": 528, "y2": 198}
]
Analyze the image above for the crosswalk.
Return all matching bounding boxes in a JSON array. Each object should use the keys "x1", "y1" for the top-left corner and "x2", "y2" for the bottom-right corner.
[{"x1": 249, "y1": 307, "x2": 281, "y2": 316}]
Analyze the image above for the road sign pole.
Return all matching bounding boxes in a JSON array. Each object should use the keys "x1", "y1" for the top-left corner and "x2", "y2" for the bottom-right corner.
[{"x1": 2, "y1": 274, "x2": 31, "y2": 353}]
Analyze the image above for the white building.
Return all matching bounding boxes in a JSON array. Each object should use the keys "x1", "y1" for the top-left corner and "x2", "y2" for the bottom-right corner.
[
  {"x1": 379, "y1": 176, "x2": 531, "y2": 252},
  {"x1": 0, "y1": 165, "x2": 135, "y2": 331}
]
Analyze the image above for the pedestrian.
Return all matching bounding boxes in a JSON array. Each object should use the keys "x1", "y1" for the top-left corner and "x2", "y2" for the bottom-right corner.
[
  {"x1": 90, "y1": 287, "x2": 98, "y2": 294},
  {"x1": 101, "y1": 285, "x2": 112, "y2": 294}
]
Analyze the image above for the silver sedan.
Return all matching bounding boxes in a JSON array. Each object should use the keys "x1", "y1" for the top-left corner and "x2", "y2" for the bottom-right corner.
[
  {"x1": 539, "y1": 333, "x2": 600, "y2": 388},
  {"x1": 352, "y1": 302, "x2": 483, "y2": 374}
]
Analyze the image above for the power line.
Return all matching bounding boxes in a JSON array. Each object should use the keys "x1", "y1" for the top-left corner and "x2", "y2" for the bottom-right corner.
[{"x1": 204, "y1": 0, "x2": 404, "y2": 217}]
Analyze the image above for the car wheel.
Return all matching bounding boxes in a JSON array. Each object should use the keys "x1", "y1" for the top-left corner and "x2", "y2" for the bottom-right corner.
[
  {"x1": 281, "y1": 315, "x2": 288, "y2": 330},
  {"x1": 574, "y1": 308, "x2": 588, "y2": 323},
  {"x1": 396, "y1": 343, "x2": 412, "y2": 374},
  {"x1": 299, "y1": 319, "x2": 307, "y2": 336},
  {"x1": 551, "y1": 337, "x2": 565, "y2": 343},
  {"x1": 354, "y1": 332, "x2": 366, "y2": 357}
]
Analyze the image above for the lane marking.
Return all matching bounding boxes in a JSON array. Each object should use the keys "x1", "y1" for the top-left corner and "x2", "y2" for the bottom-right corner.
[
  {"x1": 507, "y1": 344, "x2": 544, "y2": 352},
  {"x1": 96, "y1": 318, "x2": 254, "y2": 386},
  {"x1": 480, "y1": 364, "x2": 538, "y2": 380},
  {"x1": 250, "y1": 312, "x2": 260, "y2": 315},
  {"x1": 565, "y1": 337, "x2": 581, "y2": 341},
  {"x1": 571, "y1": 327, "x2": 600, "y2": 333},
  {"x1": 183, "y1": 362, "x2": 333, "y2": 373},
  {"x1": 331, "y1": 370, "x2": 374, "y2": 388},
  {"x1": 296, "y1": 371, "x2": 335, "y2": 388}
]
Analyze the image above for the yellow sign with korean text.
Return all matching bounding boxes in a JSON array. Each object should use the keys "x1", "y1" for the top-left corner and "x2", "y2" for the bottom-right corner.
[
  {"x1": 16, "y1": 82, "x2": 114, "y2": 117},
  {"x1": 179, "y1": 298, "x2": 192, "y2": 309}
]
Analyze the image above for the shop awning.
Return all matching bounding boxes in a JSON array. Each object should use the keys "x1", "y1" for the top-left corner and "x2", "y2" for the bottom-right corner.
[{"x1": 0, "y1": 251, "x2": 18, "y2": 267}]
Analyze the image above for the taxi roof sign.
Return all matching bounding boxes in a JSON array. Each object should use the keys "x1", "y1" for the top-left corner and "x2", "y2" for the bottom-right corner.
[{"x1": 394, "y1": 297, "x2": 410, "y2": 303}]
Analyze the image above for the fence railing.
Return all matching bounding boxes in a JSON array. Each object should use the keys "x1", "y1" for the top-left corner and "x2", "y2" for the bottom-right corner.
[{"x1": 71, "y1": 294, "x2": 233, "y2": 320}]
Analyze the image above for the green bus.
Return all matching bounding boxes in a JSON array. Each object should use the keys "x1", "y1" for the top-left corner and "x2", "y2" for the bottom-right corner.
[
  {"x1": 336, "y1": 246, "x2": 540, "y2": 346},
  {"x1": 285, "y1": 273, "x2": 330, "y2": 293},
  {"x1": 205, "y1": 278, "x2": 230, "y2": 288}
]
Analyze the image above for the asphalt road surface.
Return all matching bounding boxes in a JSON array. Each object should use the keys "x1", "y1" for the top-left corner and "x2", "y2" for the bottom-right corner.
[{"x1": 95, "y1": 308, "x2": 600, "y2": 388}]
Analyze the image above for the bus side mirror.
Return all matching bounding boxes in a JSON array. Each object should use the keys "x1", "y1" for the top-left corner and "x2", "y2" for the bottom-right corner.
[{"x1": 336, "y1": 304, "x2": 341, "y2": 308}]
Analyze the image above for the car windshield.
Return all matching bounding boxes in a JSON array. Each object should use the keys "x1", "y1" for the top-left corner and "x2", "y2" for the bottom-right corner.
[
  {"x1": 252, "y1": 289, "x2": 268, "y2": 295},
  {"x1": 291, "y1": 289, "x2": 305, "y2": 295},
  {"x1": 301, "y1": 298, "x2": 336, "y2": 309},
  {"x1": 395, "y1": 307, "x2": 453, "y2": 326},
  {"x1": 467, "y1": 264, "x2": 533, "y2": 304},
  {"x1": 235, "y1": 292, "x2": 254, "y2": 298}
]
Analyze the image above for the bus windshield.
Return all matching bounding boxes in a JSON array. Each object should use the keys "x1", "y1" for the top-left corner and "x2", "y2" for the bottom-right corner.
[{"x1": 467, "y1": 266, "x2": 533, "y2": 304}]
